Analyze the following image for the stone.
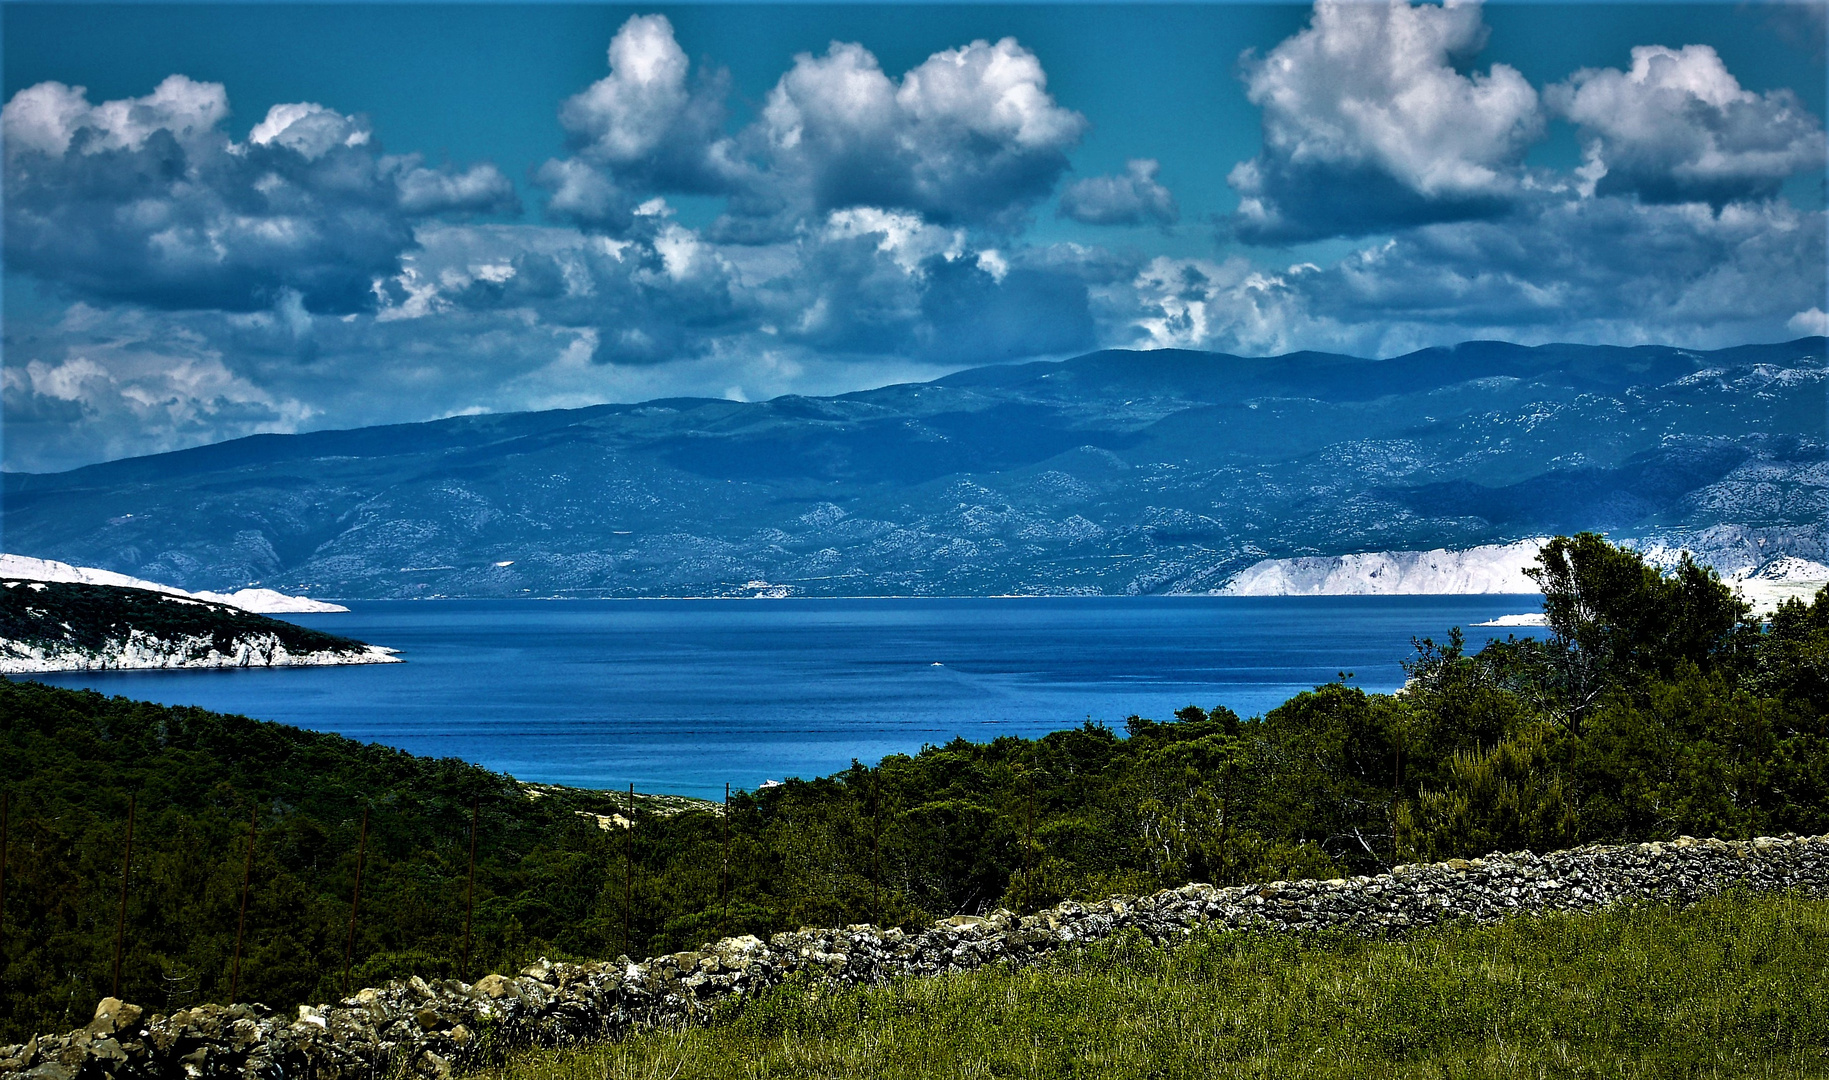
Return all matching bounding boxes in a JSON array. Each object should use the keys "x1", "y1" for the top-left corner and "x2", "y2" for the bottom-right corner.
[
  {"x1": 87, "y1": 998, "x2": 142, "y2": 1036},
  {"x1": 6, "y1": 834, "x2": 1824, "y2": 1080}
]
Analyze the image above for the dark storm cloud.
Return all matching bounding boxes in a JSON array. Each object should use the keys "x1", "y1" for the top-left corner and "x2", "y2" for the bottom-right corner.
[{"x1": 3, "y1": 78, "x2": 518, "y2": 314}]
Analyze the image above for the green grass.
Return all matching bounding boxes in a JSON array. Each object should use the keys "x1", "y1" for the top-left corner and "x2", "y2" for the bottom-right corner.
[{"x1": 483, "y1": 892, "x2": 1829, "y2": 1080}]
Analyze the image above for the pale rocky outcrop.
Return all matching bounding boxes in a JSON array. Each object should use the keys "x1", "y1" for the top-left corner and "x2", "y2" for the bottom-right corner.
[
  {"x1": 0, "y1": 629, "x2": 399, "y2": 674},
  {"x1": 1219, "y1": 541, "x2": 1549, "y2": 597}
]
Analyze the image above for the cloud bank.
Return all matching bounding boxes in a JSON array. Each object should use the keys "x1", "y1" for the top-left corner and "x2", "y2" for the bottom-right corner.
[{"x1": 4, "y1": 2, "x2": 1824, "y2": 472}]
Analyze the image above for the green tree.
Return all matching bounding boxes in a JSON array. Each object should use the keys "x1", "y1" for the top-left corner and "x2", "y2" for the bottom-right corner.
[{"x1": 1527, "y1": 533, "x2": 1750, "y2": 722}]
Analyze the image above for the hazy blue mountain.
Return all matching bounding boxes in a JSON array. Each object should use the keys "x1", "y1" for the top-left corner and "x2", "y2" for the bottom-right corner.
[{"x1": 5, "y1": 339, "x2": 1823, "y2": 598}]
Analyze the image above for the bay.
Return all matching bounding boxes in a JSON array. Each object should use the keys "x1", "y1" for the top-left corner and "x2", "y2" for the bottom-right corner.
[{"x1": 32, "y1": 596, "x2": 1548, "y2": 799}]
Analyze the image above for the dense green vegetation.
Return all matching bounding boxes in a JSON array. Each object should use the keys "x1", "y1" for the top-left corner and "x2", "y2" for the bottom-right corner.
[
  {"x1": 0, "y1": 579, "x2": 375, "y2": 658},
  {"x1": 2, "y1": 534, "x2": 1826, "y2": 1044},
  {"x1": 485, "y1": 892, "x2": 1829, "y2": 1080}
]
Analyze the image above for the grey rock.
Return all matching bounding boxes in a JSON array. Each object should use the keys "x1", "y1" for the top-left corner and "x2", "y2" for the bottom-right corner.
[{"x1": 7, "y1": 834, "x2": 1827, "y2": 1080}]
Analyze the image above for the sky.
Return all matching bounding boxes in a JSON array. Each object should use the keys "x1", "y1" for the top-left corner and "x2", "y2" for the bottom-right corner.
[{"x1": 3, "y1": 1, "x2": 1825, "y2": 473}]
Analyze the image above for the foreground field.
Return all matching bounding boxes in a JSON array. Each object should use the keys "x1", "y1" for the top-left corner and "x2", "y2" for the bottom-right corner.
[{"x1": 486, "y1": 892, "x2": 1829, "y2": 1080}]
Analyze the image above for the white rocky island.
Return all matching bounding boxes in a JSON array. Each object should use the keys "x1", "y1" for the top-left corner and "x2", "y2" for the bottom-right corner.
[{"x1": 0, "y1": 578, "x2": 398, "y2": 673}]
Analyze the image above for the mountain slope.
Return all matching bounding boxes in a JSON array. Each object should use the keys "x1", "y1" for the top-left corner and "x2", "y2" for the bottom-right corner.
[
  {"x1": 4, "y1": 338, "x2": 1822, "y2": 598},
  {"x1": 0, "y1": 553, "x2": 348, "y2": 613}
]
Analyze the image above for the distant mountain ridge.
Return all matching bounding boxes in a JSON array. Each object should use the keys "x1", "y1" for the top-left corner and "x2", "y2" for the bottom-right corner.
[{"x1": 4, "y1": 338, "x2": 1822, "y2": 599}]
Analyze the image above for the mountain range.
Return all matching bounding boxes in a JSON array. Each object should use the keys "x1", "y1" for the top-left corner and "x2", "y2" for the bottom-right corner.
[{"x1": 4, "y1": 338, "x2": 1822, "y2": 599}]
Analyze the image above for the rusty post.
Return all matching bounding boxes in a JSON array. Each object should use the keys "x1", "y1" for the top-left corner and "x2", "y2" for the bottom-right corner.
[
  {"x1": 112, "y1": 793, "x2": 136, "y2": 999},
  {"x1": 1219, "y1": 757, "x2": 1233, "y2": 886},
  {"x1": 720, "y1": 783, "x2": 731, "y2": 941},
  {"x1": 623, "y1": 783, "x2": 634, "y2": 957},
  {"x1": 462, "y1": 796, "x2": 479, "y2": 977},
  {"x1": 229, "y1": 803, "x2": 257, "y2": 1003},
  {"x1": 870, "y1": 778, "x2": 881, "y2": 926},
  {"x1": 1024, "y1": 765, "x2": 1035, "y2": 911},
  {"x1": 0, "y1": 789, "x2": 9, "y2": 943},
  {"x1": 341, "y1": 808, "x2": 369, "y2": 998}
]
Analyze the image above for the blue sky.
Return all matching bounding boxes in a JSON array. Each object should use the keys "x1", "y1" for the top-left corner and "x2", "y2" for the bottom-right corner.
[{"x1": 4, "y1": 1, "x2": 1825, "y2": 471}]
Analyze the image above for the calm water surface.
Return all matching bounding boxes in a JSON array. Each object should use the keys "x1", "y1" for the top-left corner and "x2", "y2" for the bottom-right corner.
[{"x1": 34, "y1": 596, "x2": 1547, "y2": 798}]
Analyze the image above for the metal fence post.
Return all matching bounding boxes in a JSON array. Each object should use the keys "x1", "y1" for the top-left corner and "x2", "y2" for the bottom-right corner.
[
  {"x1": 112, "y1": 794, "x2": 136, "y2": 999},
  {"x1": 230, "y1": 804, "x2": 257, "y2": 1003},
  {"x1": 0, "y1": 789, "x2": 9, "y2": 944},
  {"x1": 720, "y1": 783, "x2": 730, "y2": 941},
  {"x1": 341, "y1": 808, "x2": 370, "y2": 998},
  {"x1": 870, "y1": 779, "x2": 881, "y2": 925},
  {"x1": 623, "y1": 784, "x2": 634, "y2": 957},
  {"x1": 462, "y1": 797, "x2": 479, "y2": 978}
]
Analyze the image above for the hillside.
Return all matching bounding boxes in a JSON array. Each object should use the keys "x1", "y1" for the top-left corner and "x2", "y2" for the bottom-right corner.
[
  {"x1": 3, "y1": 338, "x2": 1822, "y2": 598},
  {"x1": 0, "y1": 580, "x2": 395, "y2": 672},
  {"x1": 2, "y1": 537, "x2": 1827, "y2": 1044},
  {"x1": 0, "y1": 554, "x2": 349, "y2": 614},
  {"x1": 0, "y1": 677, "x2": 709, "y2": 1042}
]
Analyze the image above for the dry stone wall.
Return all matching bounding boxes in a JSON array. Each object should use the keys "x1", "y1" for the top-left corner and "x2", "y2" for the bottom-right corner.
[{"x1": 7, "y1": 833, "x2": 1827, "y2": 1080}]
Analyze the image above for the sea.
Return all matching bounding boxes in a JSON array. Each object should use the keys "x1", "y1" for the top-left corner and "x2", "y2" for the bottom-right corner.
[{"x1": 33, "y1": 596, "x2": 1549, "y2": 800}]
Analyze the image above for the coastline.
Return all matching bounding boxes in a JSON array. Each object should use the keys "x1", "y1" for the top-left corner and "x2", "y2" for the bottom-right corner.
[{"x1": 0, "y1": 636, "x2": 401, "y2": 674}]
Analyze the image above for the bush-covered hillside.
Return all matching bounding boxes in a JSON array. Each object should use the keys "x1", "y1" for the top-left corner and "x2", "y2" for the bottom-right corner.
[{"x1": 2, "y1": 534, "x2": 1826, "y2": 1042}]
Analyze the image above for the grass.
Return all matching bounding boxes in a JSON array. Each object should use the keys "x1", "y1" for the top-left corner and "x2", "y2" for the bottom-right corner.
[{"x1": 479, "y1": 891, "x2": 1829, "y2": 1080}]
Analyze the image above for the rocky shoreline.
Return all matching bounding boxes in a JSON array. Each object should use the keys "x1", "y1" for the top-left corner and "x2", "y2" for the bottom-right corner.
[
  {"x1": 7, "y1": 833, "x2": 1825, "y2": 1080},
  {"x1": 0, "y1": 632, "x2": 400, "y2": 673}
]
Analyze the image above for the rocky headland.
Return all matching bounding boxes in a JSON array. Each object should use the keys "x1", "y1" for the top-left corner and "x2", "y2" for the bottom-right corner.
[
  {"x1": 0, "y1": 580, "x2": 397, "y2": 673},
  {"x1": 6, "y1": 833, "x2": 1823, "y2": 1080}
]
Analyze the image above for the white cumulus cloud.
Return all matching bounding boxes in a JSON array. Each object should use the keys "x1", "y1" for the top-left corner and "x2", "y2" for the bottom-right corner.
[
  {"x1": 539, "y1": 19, "x2": 1085, "y2": 238},
  {"x1": 1059, "y1": 159, "x2": 1179, "y2": 226},
  {"x1": 1548, "y1": 44, "x2": 1828, "y2": 204},
  {"x1": 551, "y1": 14, "x2": 737, "y2": 203},
  {"x1": 1229, "y1": 0, "x2": 1543, "y2": 241},
  {"x1": 3, "y1": 75, "x2": 228, "y2": 158}
]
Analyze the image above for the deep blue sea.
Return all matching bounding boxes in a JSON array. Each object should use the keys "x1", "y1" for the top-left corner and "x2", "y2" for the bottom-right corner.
[{"x1": 33, "y1": 596, "x2": 1547, "y2": 799}]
